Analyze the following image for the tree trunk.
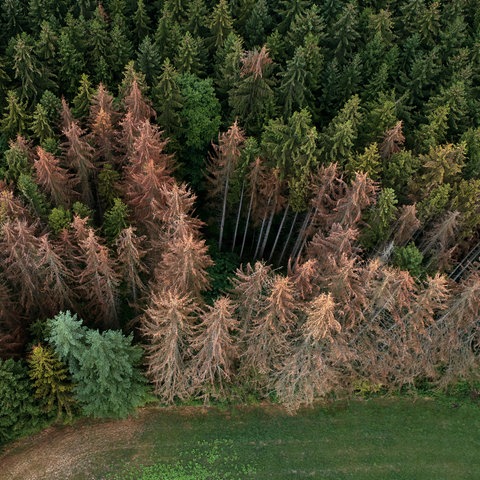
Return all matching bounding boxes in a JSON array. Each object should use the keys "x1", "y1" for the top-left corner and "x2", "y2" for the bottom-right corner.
[
  {"x1": 279, "y1": 211, "x2": 299, "y2": 264},
  {"x1": 259, "y1": 197, "x2": 277, "y2": 259},
  {"x1": 232, "y1": 180, "x2": 245, "y2": 252},
  {"x1": 269, "y1": 203, "x2": 289, "y2": 262},
  {"x1": 254, "y1": 196, "x2": 271, "y2": 260},
  {"x1": 294, "y1": 207, "x2": 318, "y2": 265},
  {"x1": 218, "y1": 171, "x2": 230, "y2": 251},
  {"x1": 290, "y1": 210, "x2": 312, "y2": 261},
  {"x1": 240, "y1": 187, "x2": 255, "y2": 258}
]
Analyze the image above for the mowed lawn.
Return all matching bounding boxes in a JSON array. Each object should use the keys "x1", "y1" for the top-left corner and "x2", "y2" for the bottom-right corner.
[{"x1": 2, "y1": 398, "x2": 479, "y2": 479}]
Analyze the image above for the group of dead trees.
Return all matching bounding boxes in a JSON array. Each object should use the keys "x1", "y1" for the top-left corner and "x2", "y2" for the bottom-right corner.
[
  {"x1": 1, "y1": 80, "x2": 479, "y2": 412},
  {"x1": 141, "y1": 252, "x2": 480, "y2": 412},
  {"x1": 0, "y1": 81, "x2": 213, "y2": 359},
  {"x1": 143, "y1": 152, "x2": 480, "y2": 410}
]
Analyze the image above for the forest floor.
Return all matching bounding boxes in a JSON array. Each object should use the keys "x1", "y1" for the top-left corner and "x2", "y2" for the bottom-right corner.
[{"x1": 1, "y1": 398, "x2": 479, "y2": 479}]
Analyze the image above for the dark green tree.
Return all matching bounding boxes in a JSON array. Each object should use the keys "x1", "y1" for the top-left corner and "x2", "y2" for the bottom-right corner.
[
  {"x1": 3, "y1": 135, "x2": 30, "y2": 182},
  {"x1": 244, "y1": 0, "x2": 272, "y2": 48},
  {"x1": 17, "y1": 173, "x2": 51, "y2": 218},
  {"x1": 88, "y1": 6, "x2": 111, "y2": 84},
  {"x1": 187, "y1": 0, "x2": 208, "y2": 38},
  {"x1": 279, "y1": 47, "x2": 308, "y2": 118},
  {"x1": 153, "y1": 7, "x2": 182, "y2": 62},
  {"x1": 152, "y1": 58, "x2": 183, "y2": 139},
  {"x1": 72, "y1": 74, "x2": 94, "y2": 120},
  {"x1": 363, "y1": 187, "x2": 398, "y2": 248},
  {"x1": 133, "y1": 0, "x2": 150, "y2": 45},
  {"x1": 319, "y1": 94, "x2": 362, "y2": 165},
  {"x1": 229, "y1": 45, "x2": 275, "y2": 135},
  {"x1": 214, "y1": 31, "x2": 243, "y2": 107},
  {"x1": 103, "y1": 198, "x2": 130, "y2": 242},
  {"x1": 208, "y1": 0, "x2": 233, "y2": 50},
  {"x1": 11, "y1": 33, "x2": 45, "y2": 102},
  {"x1": 39, "y1": 90, "x2": 61, "y2": 129},
  {"x1": 136, "y1": 35, "x2": 161, "y2": 86},
  {"x1": 174, "y1": 32, "x2": 204, "y2": 76},
  {"x1": 31, "y1": 103, "x2": 54, "y2": 143},
  {"x1": 330, "y1": 2, "x2": 360, "y2": 61},
  {"x1": 109, "y1": 21, "x2": 134, "y2": 80},
  {"x1": 462, "y1": 127, "x2": 480, "y2": 179},
  {"x1": 1, "y1": 91, "x2": 28, "y2": 138},
  {"x1": 36, "y1": 21, "x2": 58, "y2": 64},
  {"x1": 392, "y1": 243, "x2": 424, "y2": 278},
  {"x1": 57, "y1": 28, "x2": 86, "y2": 95},
  {"x1": 275, "y1": 0, "x2": 309, "y2": 35},
  {"x1": 0, "y1": 358, "x2": 42, "y2": 444},
  {"x1": 98, "y1": 163, "x2": 121, "y2": 210}
]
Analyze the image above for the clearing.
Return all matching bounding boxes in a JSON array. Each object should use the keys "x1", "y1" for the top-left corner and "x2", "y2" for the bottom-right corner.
[{"x1": 1, "y1": 398, "x2": 479, "y2": 479}]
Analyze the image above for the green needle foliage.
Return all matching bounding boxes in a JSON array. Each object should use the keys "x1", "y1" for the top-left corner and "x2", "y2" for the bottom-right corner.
[
  {"x1": 48, "y1": 311, "x2": 149, "y2": 418},
  {"x1": 0, "y1": 358, "x2": 42, "y2": 445},
  {"x1": 103, "y1": 197, "x2": 130, "y2": 242}
]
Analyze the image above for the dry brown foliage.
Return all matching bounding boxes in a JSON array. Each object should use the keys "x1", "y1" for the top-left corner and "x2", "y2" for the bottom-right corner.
[
  {"x1": 154, "y1": 231, "x2": 213, "y2": 299},
  {"x1": 379, "y1": 121, "x2": 405, "y2": 159},
  {"x1": 77, "y1": 228, "x2": 120, "y2": 329},
  {"x1": 190, "y1": 296, "x2": 239, "y2": 400},
  {"x1": 141, "y1": 287, "x2": 199, "y2": 403},
  {"x1": 240, "y1": 275, "x2": 298, "y2": 380},
  {"x1": 34, "y1": 146, "x2": 78, "y2": 207},
  {"x1": 240, "y1": 45, "x2": 272, "y2": 79},
  {"x1": 393, "y1": 204, "x2": 421, "y2": 245},
  {"x1": 115, "y1": 226, "x2": 148, "y2": 305},
  {"x1": 62, "y1": 121, "x2": 96, "y2": 206},
  {"x1": 123, "y1": 80, "x2": 155, "y2": 125}
]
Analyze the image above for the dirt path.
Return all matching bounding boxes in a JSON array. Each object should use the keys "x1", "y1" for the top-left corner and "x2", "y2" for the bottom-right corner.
[{"x1": 0, "y1": 413, "x2": 147, "y2": 480}]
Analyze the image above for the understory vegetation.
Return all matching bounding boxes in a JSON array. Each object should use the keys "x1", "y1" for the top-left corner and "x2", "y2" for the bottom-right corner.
[{"x1": 1, "y1": 0, "x2": 480, "y2": 445}]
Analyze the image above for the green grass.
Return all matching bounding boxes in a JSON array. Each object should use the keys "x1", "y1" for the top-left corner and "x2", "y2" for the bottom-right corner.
[{"x1": 99, "y1": 398, "x2": 480, "y2": 480}]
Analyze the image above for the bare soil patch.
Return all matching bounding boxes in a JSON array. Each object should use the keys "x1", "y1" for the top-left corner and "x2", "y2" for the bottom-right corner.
[{"x1": 1, "y1": 413, "x2": 146, "y2": 480}]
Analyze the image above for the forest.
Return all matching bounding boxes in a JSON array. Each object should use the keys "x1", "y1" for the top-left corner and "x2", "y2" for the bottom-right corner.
[{"x1": 1, "y1": 0, "x2": 480, "y2": 443}]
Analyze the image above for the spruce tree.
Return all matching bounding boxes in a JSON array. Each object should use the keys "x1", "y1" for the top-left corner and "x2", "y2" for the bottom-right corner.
[
  {"x1": 133, "y1": 0, "x2": 150, "y2": 45},
  {"x1": 1, "y1": 91, "x2": 28, "y2": 138},
  {"x1": 229, "y1": 45, "x2": 275, "y2": 135},
  {"x1": 103, "y1": 198, "x2": 129, "y2": 242},
  {"x1": 174, "y1": 32, "x2": 204, "y2": 76},
  {"x1": 141, "y1": 288, "x2": 198, "y2": 403},
  {"x1": 152, "y1": 59, "x2": 183, "y2": 139},
  {"x1": 208, "y1": 0, "x2": 233, "y2": 50},
  {"x1": 190, "y1": 296, "x2": 239, "y2": 399},
  {"x1": 28, "y1": 344, "x2": 75, "y2": 420},
  {"x1": 72, "y1": 74, "x2": 94, "y2": 120},
  {"x1": 0, "y1": 358, "x2": 41, "y2": 444},
  {"x1": 48, "y1": 311, "x2": 147, "y2": 418},
  {"x1": 31, "y1": 103, "x2": 54, "y2": 143},
  {"x1": 136, "y1": 35, "x2": 161, "y2": 86}
]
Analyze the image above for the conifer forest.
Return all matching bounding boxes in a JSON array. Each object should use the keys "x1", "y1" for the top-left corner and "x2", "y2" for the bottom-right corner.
[{"x1": 1, "y1": 0, "x2": 480, "y2": 441}]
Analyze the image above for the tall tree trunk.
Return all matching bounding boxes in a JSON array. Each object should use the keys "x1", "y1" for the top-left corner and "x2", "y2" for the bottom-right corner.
[
  {"x1": 232, "y1": 180, "x2": 245, "y2": 252},
  {"x1": 269, "y1": 203, "x2": 289, "y2": 262},
  {"x1": 450, "y1": 240, "x2": 480, "y2": 281},
  {"x1": 279, "y1": 211, "x2": 299, "y2": 264},
  {"x1": 290, "y1": 210, "x2": 312, "y2": 261},
  {"x1": 294, "y1": 207, "x2": 318, "y2": 266},
  {"x1": 240, "y1": 187, "x2": 255, "y2": 258},
  {"x1": 259, "y1": 198, "x2": 277, "y2": 259},
  {"x1": 254, "y1": 196, "x2": 271, "y2": 260},
  {"x1": 218, "y1": 172, "x2": 230, "y2": 251}
]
